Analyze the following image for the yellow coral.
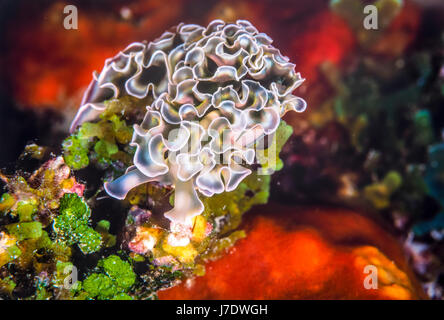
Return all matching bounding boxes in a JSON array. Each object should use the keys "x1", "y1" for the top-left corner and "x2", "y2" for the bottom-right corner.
[
  {"x1": 162, "y1": 238, "x2": 198, "y2": 265},
  {"x1": 191, "y1": 215, "x2": 209, "y2": 243},
  {"x1": 353, "y1": 246, "x2": 414, "y2": 300}
]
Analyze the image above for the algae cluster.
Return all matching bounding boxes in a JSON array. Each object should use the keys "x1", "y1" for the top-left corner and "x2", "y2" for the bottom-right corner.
[{"x1": 0, "y1": 92, "x2": 291, "y2": 299}]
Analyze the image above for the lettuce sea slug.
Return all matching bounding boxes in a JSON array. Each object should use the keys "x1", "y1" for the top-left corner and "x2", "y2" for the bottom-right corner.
[{"x1": 70, "y1": 20, "x2": 306, "y2": 244}]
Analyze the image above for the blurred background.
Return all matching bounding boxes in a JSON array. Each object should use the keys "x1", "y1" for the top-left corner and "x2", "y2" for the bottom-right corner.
[{"x1": 1, "y1": 0, "x2": 444, "y2": 299}]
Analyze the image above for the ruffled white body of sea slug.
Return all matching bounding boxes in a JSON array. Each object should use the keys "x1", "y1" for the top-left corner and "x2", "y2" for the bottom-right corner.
[{"x1": 70, "y1": 20, "x2": 307, "y2": 245}]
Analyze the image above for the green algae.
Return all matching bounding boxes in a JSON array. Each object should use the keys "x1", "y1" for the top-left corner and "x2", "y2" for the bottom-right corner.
[
  {"x1": 82, "y1": 255, "x2": 136, "y2": 300},
  {"x1": 364, "y1": 171, "x2": 402, "y2": 209},
  {"x1": 16, "y1": 201, "x2": 38, "y2": 222},
  {"x1": 62, "y1": 136, "x2": 90, "y2": 170},
  {"x1": 53, "y1": 193, "x2": 102, "y2": 254},
  {"x1": 256, "y1": 121, "x2": 294, "y2": 174},
  {"x1": 202, "y1": 173, "x2": 270, "y2": 234},
  {"x1": 62, "y1": 98, "x2": 139, "y2": 172},
  {"x1": 6, "y1": 222, "x2": 43, "y2": 241},
  {"x1": 99, "y1": 255, "x2": 136, "y2": 290},
  {"x1": 83, "y1": 273, "x2": 117, "y2": 299}
]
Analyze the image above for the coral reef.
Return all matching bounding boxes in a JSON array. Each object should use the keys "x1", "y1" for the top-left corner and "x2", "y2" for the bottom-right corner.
[
  {"x1": 0, "y1": 102, "x2": 291, "y2": 300},
  {"x1": 0, "y1": 157, "x2": 84, "y2": 298},
  {"x1": 0, "y1": 19, "x2": 299, "y2": 300},
  {"x1": 1, "y1": 0, "x2": 443, "y2": 300}
]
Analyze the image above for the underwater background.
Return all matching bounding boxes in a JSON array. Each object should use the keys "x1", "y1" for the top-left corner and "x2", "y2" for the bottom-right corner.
[{"x1": 0, "y1": 0, "x2": 444, "y2": 299}]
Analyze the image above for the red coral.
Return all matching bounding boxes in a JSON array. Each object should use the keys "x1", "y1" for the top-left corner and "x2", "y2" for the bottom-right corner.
[
  {"x1": 4, "y1": 1, "x2": 183, "y2": 109},
  {"x1": 287, "y1": 11, "x2": 356, "y2": 83},
  {"x1": 158, "y1": 205, "x2": 426, "y2": 299}
]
